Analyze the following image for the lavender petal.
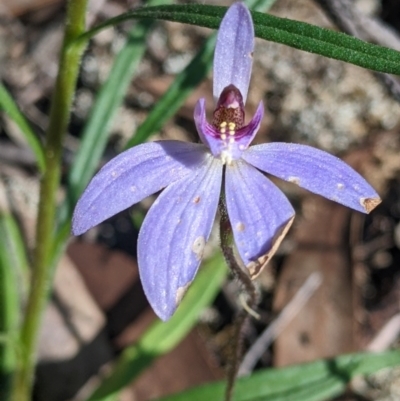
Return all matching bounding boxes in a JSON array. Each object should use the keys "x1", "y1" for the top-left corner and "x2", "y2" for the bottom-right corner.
[
  {"x1": 138, "y1": 157, "x2": 223, "y2": 321},
  {"x1": 195, "y1": 99, "x2": 264, "y2": 161},
  {"x1": 243, "y1": 143, "x2": 381, "y2": 213},
  {"x1": 213, "y1": 3, "x2": 254, "y2": 103},
  {"x1": 72, "y1": 141, "x2": 209, "y2": 235},
  {"x1": 194, "y1": 98, "x2": 224, "y2": 157},
  {"x1": 234, "y1": 101, "x2": 264, "y2": 154},
  {"x1": 225, "y1": 160, "x2": 295, "y2": 279}
]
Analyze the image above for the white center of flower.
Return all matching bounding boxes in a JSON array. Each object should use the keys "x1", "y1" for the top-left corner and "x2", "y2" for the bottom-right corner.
[
  {"x1": 218, "y1": 121, "x2": 237, "y2": 165},
  {"x1": 220, "y1": 150, "x2": 233, "y2": 165}
]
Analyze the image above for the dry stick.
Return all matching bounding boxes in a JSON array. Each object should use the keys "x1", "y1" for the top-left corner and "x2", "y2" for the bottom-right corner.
[
  {"x1": 314, "y1": 0, "x2": 400, "y2": 102},
  {"x1": 238, "y1": 271, "x2": 322, "y2": 376},
  {"x1": 367, "y1": 313, "x2": 400, "y2": 352},
  {"x1": 219, "y1": 197, "x2": 259, "y2": 401},
  {"x1": 314, "y1": 0, "x2": 400, "y2": 50}
]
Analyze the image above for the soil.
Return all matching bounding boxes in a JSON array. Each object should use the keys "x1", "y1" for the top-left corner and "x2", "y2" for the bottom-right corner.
[{"x1": 1, "y1": 1, "x2": 400, "y2": 400}]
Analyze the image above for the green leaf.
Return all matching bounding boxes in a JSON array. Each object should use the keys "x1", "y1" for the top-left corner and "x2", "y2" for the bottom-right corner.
[
  {"x1": 85, "y1": 252, "x2": 227, "y2": 401},
  {"x1": 77, "y1": 5, "x2": 400, "y2": 76},
  {"x1": 0, "y1": 213, "x2": 29, "y2": 299},
  {"x1": 64, "y1": 0, "x2": 171, "y2": 224},
  {"x1": 154, "y1": 350, "x2": 400, "y2": 401},
  {"x1": 66, "y1": 23, "x2": 151, "y2": 207},
  {"x1": 0, "y1": 84, "x2": 46, "y2": 172},
  {"x1": 0, "y1": 213, "x2": 29, "y2": 400},
  {"x1": 125, "y1": 34, "x2": 216, "y2": 148}
]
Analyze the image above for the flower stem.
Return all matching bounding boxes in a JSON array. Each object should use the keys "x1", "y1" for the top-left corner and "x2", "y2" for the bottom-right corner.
[
  {"x1": 11, "y1": 1, "x2": 88, "y2": 399},
  {"x1": 219, "y1": 198, "x2": 259, "y2": 401}
]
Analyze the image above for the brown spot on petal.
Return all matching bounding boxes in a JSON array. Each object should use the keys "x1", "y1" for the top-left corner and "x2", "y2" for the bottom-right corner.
[
  {"x1": 175, "y1": 282, "x2": 191, "y2": 306},
  {"x1": 193, "y1": 196, "x2": 201, "y2": 204},
  {"x1": 360, "y1": 197, "x2": 381, "y2": 213},
  {"x1": 236, "y1": 222, "x2": 245, "y2": 232},
  {"x1": 191, "y1": 236, "x2": 205, "y2": 261},
  {"x1": 247, "y1": 216, "x2": 295, "y2": 279},
  {"x1": 288, "y1": 176, "x2": 300, "y2": 185}
]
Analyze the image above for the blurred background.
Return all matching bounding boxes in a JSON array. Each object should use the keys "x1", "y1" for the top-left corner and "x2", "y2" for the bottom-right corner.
[{"x1": 1, "y1": 0, "x2": 400, "y2": 400}]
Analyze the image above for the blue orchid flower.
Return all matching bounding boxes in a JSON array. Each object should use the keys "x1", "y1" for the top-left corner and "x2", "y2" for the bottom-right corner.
[{"x1": 72, "y1": 3, "x2": 381, "y2": 321}]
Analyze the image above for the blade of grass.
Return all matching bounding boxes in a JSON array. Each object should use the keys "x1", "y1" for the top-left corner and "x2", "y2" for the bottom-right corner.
[
  {"x1": 0, "y1": 214, "x2": 29, "y2": 293},
  {"x1": 0, "y1": 213, "x2": 29, "y2": 401},
  {"x1": 75, "y1": 4, "x2": 400, "y2": 76},
  {"x1": 66, "y1": 0, "x2": 171, "y2": 214},
  {"x1": 0, "y1": 84, "x2": 45, "y2": 172},
  {"x1": 124, "y1": 33, "x2": 215, "y2": 148},
  {"x1": 85, "y1": 252, "x2": 227, "y2": 401},
  {"x1": 154, "y1": 350, "x2": 400, "y2": 401}
]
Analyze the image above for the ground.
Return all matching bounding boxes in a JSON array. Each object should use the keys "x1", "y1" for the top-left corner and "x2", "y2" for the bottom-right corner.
[{"x1": 1, "y1": 0, "x2": 400, "y2": 400}]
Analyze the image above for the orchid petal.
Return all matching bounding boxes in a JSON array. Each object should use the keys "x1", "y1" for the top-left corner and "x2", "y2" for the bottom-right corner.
[
  {"x1": 234, "y1": 101, "x2": 264, "y2": 153},
  {"x1": 72, "y1": 141, "x2": 208, "y2": 235},
  {"x1": 243, "y1": 143, "x2": 381, "y2": 213},
  {"x1": 195, "y1": 99, "x2": 264, "y2": 161},
  {"x1": 225, "y1": 160, "x2": 295, "y2": 279},
  {"x1": 213, "y1": 3, "x2": 254, "y2": 103},
  {"x1": 194, "y1": 98, "x2": 223, "y2": 158},
  {"x1": 138, "y1": 157, "x2": 223, "y2": 320}
]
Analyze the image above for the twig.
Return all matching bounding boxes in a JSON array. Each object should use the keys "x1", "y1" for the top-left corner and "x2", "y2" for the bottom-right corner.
[
  {"x1": 367, "y1": 313, "x2": 400, "y2": 352},
  {"x1": 238, "y1": 271, "x2": 322, "y2": 376},
  {"x1": 314, "y1": 0, "x2": 400, "y2": 102}
]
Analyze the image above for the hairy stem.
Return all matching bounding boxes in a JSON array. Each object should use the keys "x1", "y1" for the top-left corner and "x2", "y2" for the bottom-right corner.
[
  {"x1": 11, "y1": 1, "x2": 88, "y2": 399},
  {"x1": 219, "y1": 198, "x2": 259, "y2": 401}
]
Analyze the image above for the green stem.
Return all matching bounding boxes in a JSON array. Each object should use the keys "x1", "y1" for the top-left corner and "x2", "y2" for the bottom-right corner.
[
  {"x1": 219, "y1": 199, "x2": 259, "y2": 306},
  {"x1": 11, "y1": 1, "x2": 88, "y2": 399}
]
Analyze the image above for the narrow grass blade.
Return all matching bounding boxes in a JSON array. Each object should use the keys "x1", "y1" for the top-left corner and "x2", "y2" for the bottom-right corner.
[
  {"x1": 76, "y1": 5, "x2": 400, "y2": 76},
  {"x1": 85, "y1": 252, "x2": 227, "y2": 401},
  {"x1": 154, "y1": 350, "x2": 400, "y2": 401},
  {"x1": 66, "y1": 0, "x2": 171, "y2": 220},
  {"x1": 125, "y1": 34, "x2": 216, "y2": 148},
  {"x1": 0, "y1": 213, "x2": 29, "y2": 297},
  {"x1": 0, "y1": 213, "x2": 29, "y2": 400},
  {"x1": 66, "y1": 22, "x2": 152, "y2": 207},
  {"x1": 0, "y1": 84, "x2": 45, "y2": 172}
]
